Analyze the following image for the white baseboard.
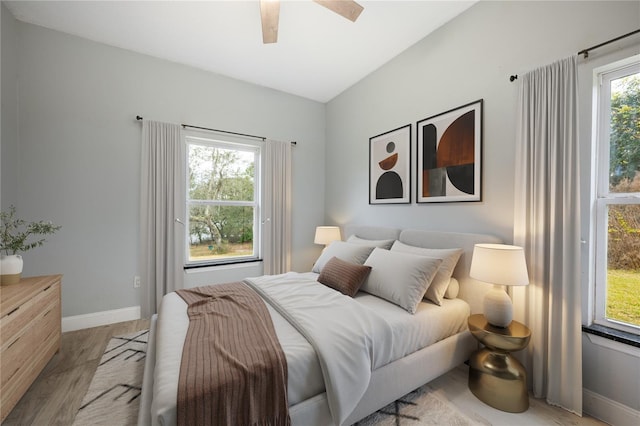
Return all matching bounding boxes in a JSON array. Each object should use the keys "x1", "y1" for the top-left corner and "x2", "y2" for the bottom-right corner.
[
  {"x1": 62, "y1": 306, "x2": 141, "y2": 332},
  {"x1": 583, "y1": 388, "x2": 640, "y2": 426}
]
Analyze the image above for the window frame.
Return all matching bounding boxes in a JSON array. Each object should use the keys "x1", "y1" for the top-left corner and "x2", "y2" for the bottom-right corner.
[
  {"x1": 592, "y1": 55, "x2": 640, "y2": 335},
  {"x1": 184, "y1": 133, "x2": 262, "y2": 268}
]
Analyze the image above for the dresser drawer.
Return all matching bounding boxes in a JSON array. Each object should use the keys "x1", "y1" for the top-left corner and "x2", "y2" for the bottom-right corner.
[
  {"x1": 1, "y1": 297, "x2": 59, "y2": 389},
  {"x1": 0, "y1": 280, "x2": 60, "y2": 348},
  {"x1": 0, "y1": 321, "x2": 60, "y2": 421},
  {"x1": 0, "y1": 275, "x2": 62, "y2": 423}
]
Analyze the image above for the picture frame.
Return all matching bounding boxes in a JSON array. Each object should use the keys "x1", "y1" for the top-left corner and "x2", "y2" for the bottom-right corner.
[
  {"x1": 416, "y1": 99, "x2": 483, "y2": 203},
  {"x1": 369, "y1": 124, "x2": 411, "y2": 204}
]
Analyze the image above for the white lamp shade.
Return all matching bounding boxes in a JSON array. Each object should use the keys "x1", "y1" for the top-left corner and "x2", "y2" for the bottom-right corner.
[
  {"x1": 314, "y1": 226, "x2": 341, "y2": 245},
  {"x1": 469, "y1": 244, "x2": 529, "y2": 286}
]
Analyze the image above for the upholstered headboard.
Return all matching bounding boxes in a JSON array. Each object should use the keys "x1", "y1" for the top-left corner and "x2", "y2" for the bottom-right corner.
[
  {"x1": 343, "y1": 225, "x2": 401, "y2": 241},
  {"x1": 343, "y1": 225, "x2": 502, "y2": 314}
]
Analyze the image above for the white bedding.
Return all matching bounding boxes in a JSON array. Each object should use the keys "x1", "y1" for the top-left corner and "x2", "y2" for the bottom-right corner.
[
  {"x1": 246, "y1": 273, "x2": 395, "y2": 424},
  {"x1": 149, "y1": 271, "x2": 469, "y2": 426},
  {"x1": 353, "y1": 292, "x2": 470, "y2": 360}
]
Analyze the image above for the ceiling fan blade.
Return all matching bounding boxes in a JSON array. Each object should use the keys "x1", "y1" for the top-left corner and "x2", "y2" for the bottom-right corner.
[
  {"x1": 260, "y1": 0, "x2": 280, "y2": 44},
  {"x1": 313, "y1": 0, "x2": 364, "y2": 22}
]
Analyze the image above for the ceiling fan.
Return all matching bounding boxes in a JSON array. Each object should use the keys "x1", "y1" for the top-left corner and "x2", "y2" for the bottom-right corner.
[{"x1": 260, "y1": 0, "x2": 364, "y2": 44}]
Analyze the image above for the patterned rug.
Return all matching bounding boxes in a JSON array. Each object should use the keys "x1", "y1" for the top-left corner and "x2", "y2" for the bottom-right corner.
[
  {"x1": 75, "y1": 329, "x2": 478, "y2": 425},
  {"x1": 73, "y1": 329, "x2": 148, "y2": 426},
  {"x1": 355, "y1": 385, "x2": 482, "y2": 425}
]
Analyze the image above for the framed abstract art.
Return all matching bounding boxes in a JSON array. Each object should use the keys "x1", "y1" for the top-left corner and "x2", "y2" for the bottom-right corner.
[
  {"x1": 416, "y1": 100, "x2": 483, "y2": 203},
  {"x1": 369, "y1": 124, "x2": 411, "y2": 204}
]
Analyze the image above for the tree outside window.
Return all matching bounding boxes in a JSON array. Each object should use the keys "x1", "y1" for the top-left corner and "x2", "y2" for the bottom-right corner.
[
  {"x1": 186, "y1": 139, "x2": 260, "y2": 265},
  {"x1": 595, "y1": 59, "x2": 640, "y2": 332}
]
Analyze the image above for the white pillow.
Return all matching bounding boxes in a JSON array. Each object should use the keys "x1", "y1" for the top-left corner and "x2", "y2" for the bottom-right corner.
[
  {"x1": 444, "y1": 277, "x2": 460, "y2": 299},
  {"x1": 390, "y1": 241, "x2": 463, "y2": 306},
  {"x1": 346, "y1": 235, "x2": 395, "y2": 250},
  {"x1": 312, "y1": 241, "x2": 375, "y2": 273},
  {"x1": 362, "y1": 248, "x2": 442, "y2": 314}
]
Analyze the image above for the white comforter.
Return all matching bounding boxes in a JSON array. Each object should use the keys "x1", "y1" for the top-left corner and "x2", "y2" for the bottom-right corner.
[
  {"x1": 245, "y1": 273, "x2": 395, "y2": 425},
  {"x1": 149, "y1": 272, "x2": 470, "y2": 426}
]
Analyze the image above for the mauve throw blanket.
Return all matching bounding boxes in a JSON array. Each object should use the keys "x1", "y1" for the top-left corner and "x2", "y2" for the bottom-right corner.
[{"x1": 175, "y1": 282, "x2": 290, "y2": 426}]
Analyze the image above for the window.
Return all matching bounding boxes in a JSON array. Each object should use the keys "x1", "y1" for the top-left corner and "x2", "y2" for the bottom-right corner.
[
  {"x1": 185, "y1": 134, "x2": 261, "y2": 266},
  {"x1": 592, "y1": 55, "x2": 640, "y2": 335}
]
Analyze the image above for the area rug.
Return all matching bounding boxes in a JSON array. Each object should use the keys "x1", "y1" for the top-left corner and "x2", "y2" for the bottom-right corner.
[
  {"x1": 75, "y1": 329, "x2": 479, "y2": 425},
  {"x1": 355, "y1": 385, "x2": 482, "y2": 426},
  {"x1": 73, "y1": 329, "x2": 148, "y2": 426}
]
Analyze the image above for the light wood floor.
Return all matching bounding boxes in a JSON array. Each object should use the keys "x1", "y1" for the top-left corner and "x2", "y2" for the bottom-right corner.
[
  {"x1": 3, "y1": 319, "x2": 149, "y2": 425},
  {"x1": 4, "y1": 319, "x2": 606, "y2": 426}
]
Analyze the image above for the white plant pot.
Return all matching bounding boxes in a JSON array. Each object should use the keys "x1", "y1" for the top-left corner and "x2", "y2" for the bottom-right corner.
[{"x1": 1, "y1": 254, "x2": 23, "y2": 285}]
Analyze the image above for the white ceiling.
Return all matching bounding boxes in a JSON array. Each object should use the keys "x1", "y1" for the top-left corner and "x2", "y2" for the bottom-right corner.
[{"x1": 5, "y1": 1, "x2": 478, "y2": 103}]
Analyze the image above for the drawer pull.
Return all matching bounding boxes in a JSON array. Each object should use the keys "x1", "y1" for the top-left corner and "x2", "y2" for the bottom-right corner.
[
  {"x1": 43, "y1": 285, "x2": 52, "y2": 292},
  {"x1": 7, "y1": 307, "x2": 19, "y2": 316},
  {"x1": 6, "y1": 366, "x2": 20, "y2": 383},
  {"x1": 8, "y1": 336, "x2": 21, "y2": 349}
]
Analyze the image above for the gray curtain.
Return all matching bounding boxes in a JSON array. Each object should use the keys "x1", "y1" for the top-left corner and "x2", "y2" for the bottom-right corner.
[
  {"x1": 140, "y1": 120, "x2": 185, "y2": 317},
  {"x1": 512, "y1": 56, "x2": 582, "y2": 415},
  {"x1": 262, "y1": 140, "x2": 292, "y2": 275}
]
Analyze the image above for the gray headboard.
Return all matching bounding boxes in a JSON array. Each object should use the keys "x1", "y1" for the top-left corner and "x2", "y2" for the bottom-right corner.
[
  {"x1": 342, "y1": 225, "x2": 502, "y2": 314},
  {"x1": 343, "y1": 225, "x2": 401, "y2": 241}
]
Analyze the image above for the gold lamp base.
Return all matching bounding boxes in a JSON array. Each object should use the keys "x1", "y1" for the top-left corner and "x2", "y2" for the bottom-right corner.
[{"x1": 468, "y1": 348, "x2": 529, "y2": 413}]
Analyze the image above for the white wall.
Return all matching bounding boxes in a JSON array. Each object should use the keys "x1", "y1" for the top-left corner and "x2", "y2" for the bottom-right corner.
[
  {"x1": 325, "y1": 1, "x2": 638, "y2": 242},
  {"x1": 325, "y1": 0, "x2": 640, "y2": 423},
  {"x1": 2, "y1": 15, "x2": 326, "y2": 317}
]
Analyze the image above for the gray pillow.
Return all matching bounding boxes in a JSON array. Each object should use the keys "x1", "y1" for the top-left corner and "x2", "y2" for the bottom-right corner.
[
  {"x1": 362, "y1": 248, "x2": 442, "y2": 314},
  {"x1": 390, "y1": 241, "x2": 463, "y2": 306},
  {"x1": 312, "y1": 241, "x2": 375, "y2": 273}
]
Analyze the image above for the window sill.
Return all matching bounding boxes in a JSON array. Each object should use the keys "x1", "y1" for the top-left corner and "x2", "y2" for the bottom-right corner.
[
  {"x1": 582, "y1": 323, "x2": 640, "y2": 349},
  {"x1": 184, "y1": 258, "x2": 263, "y2": 271}
]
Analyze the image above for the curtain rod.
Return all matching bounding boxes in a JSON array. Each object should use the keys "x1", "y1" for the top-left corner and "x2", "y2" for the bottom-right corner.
[
  {"x1": 135, "y1": 116, "x2": 296, "y2": 145},
  {"x1": 509, "y1": 28, "x2": 640, "y2": 82},
  {"x1": 578, "y1": 28, "x2": 640, "y2": 59},
  {"x1": 182, "y1": 123, "x2": 266, "y2": 141}
]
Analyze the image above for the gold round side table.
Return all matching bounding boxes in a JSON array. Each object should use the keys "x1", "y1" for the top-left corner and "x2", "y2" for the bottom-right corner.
[{"x1": 467, "y1": 313, "x2": 531, "y2": 413}]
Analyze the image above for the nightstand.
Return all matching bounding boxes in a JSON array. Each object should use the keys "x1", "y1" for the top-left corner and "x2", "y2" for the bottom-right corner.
[{"x1": 467, "y1": 313, "x2": 531, "y2": 413}]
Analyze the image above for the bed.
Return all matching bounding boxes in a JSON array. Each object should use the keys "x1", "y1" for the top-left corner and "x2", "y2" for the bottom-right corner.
[{"x1": 138, "y1": 226, "x2": 501, "y2": 426}]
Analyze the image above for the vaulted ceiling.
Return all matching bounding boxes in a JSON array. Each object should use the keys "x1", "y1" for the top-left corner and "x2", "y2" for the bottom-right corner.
[{"x1": 5, "y1": 1, "x2": 477, "y2": 102}]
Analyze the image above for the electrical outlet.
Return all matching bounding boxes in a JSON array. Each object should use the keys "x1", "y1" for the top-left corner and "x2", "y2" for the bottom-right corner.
[{"x1": 134, "y1": 276, "x2": 141, "y2": 288}]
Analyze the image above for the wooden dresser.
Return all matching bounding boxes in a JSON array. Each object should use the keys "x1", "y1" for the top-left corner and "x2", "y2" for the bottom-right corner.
[{"x1": 0, "y1": 274, "x2": 62, "y2": 422}]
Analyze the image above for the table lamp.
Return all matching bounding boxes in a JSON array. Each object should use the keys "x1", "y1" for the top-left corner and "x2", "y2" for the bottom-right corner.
[
  {"x1": 469, "y1": 243, "x2": 529, "y2": 328},
  {"x1": 314, "y1": 226, "x2": 342, "y2": 247}
]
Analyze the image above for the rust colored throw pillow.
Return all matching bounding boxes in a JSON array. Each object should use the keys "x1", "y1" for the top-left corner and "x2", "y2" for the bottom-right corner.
[{"x1": 318, "y1": 256, "x2": 372, "y2": 297}]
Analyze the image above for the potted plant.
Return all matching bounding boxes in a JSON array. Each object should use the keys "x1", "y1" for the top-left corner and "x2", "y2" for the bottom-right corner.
[{"x1": 0, "y1": 205, "x2": 61, "y2": 285}]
